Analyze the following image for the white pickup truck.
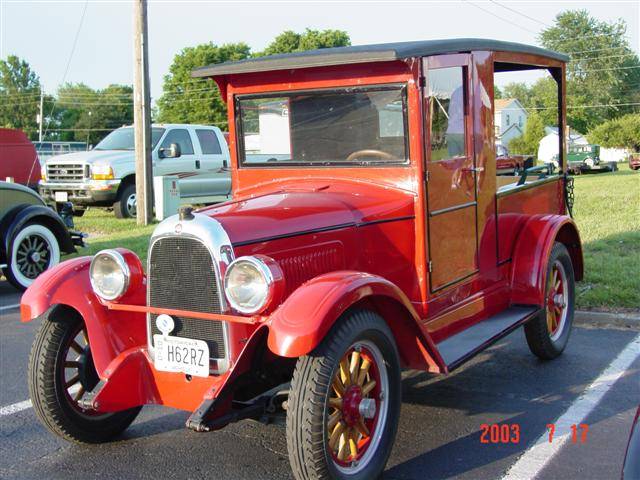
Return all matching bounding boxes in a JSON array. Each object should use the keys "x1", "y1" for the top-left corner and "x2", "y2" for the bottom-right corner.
[{"x1": 38, "y1": 124, "x2": 231, "y2": 218}]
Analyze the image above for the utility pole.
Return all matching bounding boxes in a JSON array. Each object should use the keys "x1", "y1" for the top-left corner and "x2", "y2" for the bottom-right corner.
[
  {"x1": 133, "y1": 0, "x2": 153, "y2": 225},
  {"x1": 38, "y1": 89, "x2": 44, "y2": 142}
]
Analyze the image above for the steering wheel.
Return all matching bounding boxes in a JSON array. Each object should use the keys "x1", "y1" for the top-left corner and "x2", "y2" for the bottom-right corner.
[{"x1": 345, "y1": 149, "x2": 395, "y2": 162}]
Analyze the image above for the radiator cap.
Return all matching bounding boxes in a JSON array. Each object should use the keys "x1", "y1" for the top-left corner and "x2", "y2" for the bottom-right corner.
[{"x1": 179, "y1": 206, "x2": 195, "y2": 221}]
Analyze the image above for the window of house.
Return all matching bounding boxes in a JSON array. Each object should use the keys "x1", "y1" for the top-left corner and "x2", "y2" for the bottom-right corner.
[
  {"x1": 160, "y1": 129, "x2": 194, "y2": 155},
  {"x1": 518, "y1": 116, "x2": 523, "y2": 127},
  {"x1": 428, "y1": 66, "x2": 467, "y2": 161},
  {"x1": 506, "y1": 114, "x2": 511, "y2": 126},
  {"x1": 196, "y1": 129, "x2": 222, "y2": 155}
]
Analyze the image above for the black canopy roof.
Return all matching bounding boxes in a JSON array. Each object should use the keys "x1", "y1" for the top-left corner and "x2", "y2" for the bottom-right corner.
[{"x1": 192, "y1": 38, "x2": 568, "y2": 78}]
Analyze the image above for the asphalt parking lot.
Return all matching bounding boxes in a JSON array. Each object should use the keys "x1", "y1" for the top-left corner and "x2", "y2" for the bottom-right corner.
[{"x1": 1, "y1": 280, "x2": 638, "y2": 480}]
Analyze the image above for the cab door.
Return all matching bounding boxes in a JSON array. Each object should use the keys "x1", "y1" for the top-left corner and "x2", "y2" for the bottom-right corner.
[
  {"x1": 424, "y1": 55, "x2": 479, "y2": 292},
  {"x1": 155, "y1": 128, "x2": 199, "y2": 197}
]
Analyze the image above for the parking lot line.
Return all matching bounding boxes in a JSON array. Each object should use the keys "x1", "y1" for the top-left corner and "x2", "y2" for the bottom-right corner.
[
  {"x1": 502, "y1": 333, "x2": 640, "y2": 480},
  {"x1": 0, "y1": 303, "x2": 20, "y2": 312},
  {"x1": 0, "y1": 399, "x2": 32, "y2": 416}
]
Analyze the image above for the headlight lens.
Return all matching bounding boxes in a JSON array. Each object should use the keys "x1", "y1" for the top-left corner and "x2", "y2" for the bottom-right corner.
[
  {"x1": 90, "y1": 250, "x2": 130, "y2": 301},
  {"x1": 40, "y1": 164, "x2": 46, "y2": 181},
  {"x1": 92, "y1": 164, "x2": 114, "y2": 180},
  {"x1": 224, "y1": 257, "x2": 273, "y2": 314}
]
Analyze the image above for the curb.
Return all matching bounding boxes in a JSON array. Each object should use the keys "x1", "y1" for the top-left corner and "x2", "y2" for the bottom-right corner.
[{"x1": 575, "y1": 310, "x2": 640, "y2": 330}]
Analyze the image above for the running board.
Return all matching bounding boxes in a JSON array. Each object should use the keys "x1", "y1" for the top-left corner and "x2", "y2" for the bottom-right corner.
[{"x1": 436, "y1": 306, "x2": 541, "y2": 372}]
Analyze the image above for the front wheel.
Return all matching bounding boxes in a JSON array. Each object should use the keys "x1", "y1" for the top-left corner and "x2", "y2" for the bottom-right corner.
[
  {"x1": 28, "y1": 306, "x2": 141, "y2": 443},
  {"x1": 286, "y1": 310, "x2": 401, "y2": 480},
  {"x1": 4, "y1": 222, "x2": 61, "y2": 290},
  {"x1": 524, "y1": 242, "x2": 575, "y2": 360}
]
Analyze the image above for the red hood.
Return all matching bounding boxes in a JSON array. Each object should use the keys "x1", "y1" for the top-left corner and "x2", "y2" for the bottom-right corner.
[{"x1": 198, "y1": 181, "x2": 415, "y2": 246}]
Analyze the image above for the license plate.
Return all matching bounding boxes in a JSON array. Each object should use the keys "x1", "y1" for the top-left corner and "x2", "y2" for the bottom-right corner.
[
  {"x1": 153, "y1": 335, "x2": 209, "y2": 378},
  {"x1": 54, "y1": 191, "x2": 68, "y2": 202}
]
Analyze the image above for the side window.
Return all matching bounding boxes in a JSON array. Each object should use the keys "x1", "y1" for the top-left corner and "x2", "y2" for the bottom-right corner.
[
  {"x1": 428, "y1": 67, "x2": 467, "y2": 161},
  {"x1": 196, "y1": 129, "x2": 222, "y2": 155},
  {"x1": 161, "y1": 129, "x2": 194, "y2": 155}
]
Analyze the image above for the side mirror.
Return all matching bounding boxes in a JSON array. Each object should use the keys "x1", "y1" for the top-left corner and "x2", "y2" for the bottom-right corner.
[{"x1": 159, "y1": 143, "x2": 181, "y2": 159}]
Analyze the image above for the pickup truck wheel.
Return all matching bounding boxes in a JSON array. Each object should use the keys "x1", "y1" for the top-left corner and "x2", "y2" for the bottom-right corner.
[
  {"x1": 28, "y1": 307, "x2": 141, "y2": 443},
  {"x1": 525, "y1": 242, "x2": 575, "y2": 360},
  {"x1": 286, "y1": 310, "x2": 401, "y2": 480},
  {"x1": 4, "y1": 222, "x2": 60, "y2": 291},
  {"x1": 114, "y1": 184, "x2": 136, "y2": 219}
]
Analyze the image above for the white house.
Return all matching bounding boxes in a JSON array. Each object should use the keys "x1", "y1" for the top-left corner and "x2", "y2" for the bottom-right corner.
[
  {"x1": 538, "y1": 127, "x2": 588, "y2": 164},
  {"x1": 494, "y1": 98, "x2": 527, "y2": 146}
]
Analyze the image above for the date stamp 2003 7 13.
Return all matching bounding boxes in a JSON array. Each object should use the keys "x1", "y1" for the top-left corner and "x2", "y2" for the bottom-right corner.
[{"x1": 479, "y1": 423, "x2": 589, "y2": 444}]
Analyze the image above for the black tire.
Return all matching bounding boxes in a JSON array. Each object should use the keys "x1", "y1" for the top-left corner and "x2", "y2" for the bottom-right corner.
[
  {"x1": 113, "y1": 183, "x2": 136, "y2": 219},
  {"x1": 4, "y1": 221, "x2": 61, "y2": 291},
  {"x1": 286, "y1": 309, "x2": 401, "y2": 480},
  {"x1": 524, "y1": 242, "x2": 575, "y2": 360},
  {"x1": 28, "y1": 306, "x2": 141, "y2": 443}
]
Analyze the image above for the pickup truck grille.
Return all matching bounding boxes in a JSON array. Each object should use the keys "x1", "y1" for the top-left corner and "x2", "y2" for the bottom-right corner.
[
  {"x1": 148, "y1": 236, "x2": 227, "y2": 361},
  {"x1": 46, "y1": 163, "x2": 87, "y2": 182}
]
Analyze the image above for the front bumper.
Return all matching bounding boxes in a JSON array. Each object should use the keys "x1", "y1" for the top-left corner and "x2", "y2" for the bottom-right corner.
[{"x1": 39, "y1": 179, "x2": 120, "y2": 206}]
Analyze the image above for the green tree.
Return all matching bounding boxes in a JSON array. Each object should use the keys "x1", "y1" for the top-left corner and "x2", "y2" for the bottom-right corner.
[
  {"x1": 259, "y1": 28, "x2": 350, "y2": 56},
  {"x1": 56, "y1": 83, "x2": 133, "y2": 145},
  {"x1": 156, "y1": 43, "x2": 251, "y2": 128},
  {"x1": 588, "y1": 113, "x2": 640, "y2": 151},
  {"x1": 157, "y1": 30, "x2": 350, "y2": 127},
  {"x1": 0, "y1": 55, "x2": 42, "y2": 138},
  {"x1": 508, "y1": 112, "x2": 546, "y2": 156},
  {"x1": 539, "y1": 10, "x2": 640, "y2": 132}
]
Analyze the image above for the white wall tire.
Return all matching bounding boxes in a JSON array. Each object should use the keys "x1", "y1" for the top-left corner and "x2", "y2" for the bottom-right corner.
[{"x1": 6, "y1": 223, "x2": 61, "y2": 290}]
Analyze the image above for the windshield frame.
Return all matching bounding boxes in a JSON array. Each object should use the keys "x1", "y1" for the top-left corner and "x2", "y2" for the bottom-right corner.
[{"x1": 234, "y1": 83, "x2": 410, "y2": 169}]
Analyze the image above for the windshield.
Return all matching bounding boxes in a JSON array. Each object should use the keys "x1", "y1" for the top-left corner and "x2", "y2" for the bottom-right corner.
[
  {"x1": 94, "y1": 127, "x2": 165, "y2": 151},
  {"x1": 237, "y1": 85, "x2": 407, "y2": 167}
]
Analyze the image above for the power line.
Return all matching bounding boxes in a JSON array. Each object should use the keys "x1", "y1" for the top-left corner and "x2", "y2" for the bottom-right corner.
[
  {"x1": 462, "y1": 0, "x2": 538, "y2": 34},
  {"x1": 487, "y1": 0, "x2": 550, "y2": 27}
]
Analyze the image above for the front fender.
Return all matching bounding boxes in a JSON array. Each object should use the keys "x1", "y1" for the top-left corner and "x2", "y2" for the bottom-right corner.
[
  {"x1": 20, "y1": 257, "x2": 147, "y2": 377},
  {"x1": 266, "y1": 271, "x2": 443, "y2": 371},
  {"x1": 5, "y1": 204, "x2": 75, "y2": 255},
  {"x1": 511, "y1": 214, "x2": 583, "y2": 306}
]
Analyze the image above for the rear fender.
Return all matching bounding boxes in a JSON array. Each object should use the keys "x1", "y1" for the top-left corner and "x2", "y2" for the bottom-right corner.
[
  {"x1": 267, "y1": 271, "x2": 444, "y2": 372},
  {"x1": 511, "y1": 215, "x2": 583, "y2": 306},
  {"x1": 20, "y1": 257, "x2": 147, "y2": 377}
]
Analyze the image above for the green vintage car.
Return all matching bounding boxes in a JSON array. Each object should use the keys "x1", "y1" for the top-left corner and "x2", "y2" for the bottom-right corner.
[{"x1": 553, "y1": 144, "x2": 617, "y2": 174}]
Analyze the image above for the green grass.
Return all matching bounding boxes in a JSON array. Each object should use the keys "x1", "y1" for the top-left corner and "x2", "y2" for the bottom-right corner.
[
  {"x1": 71, "y1": 165, "x2": 640, "y2": 311},
  {"x1": 571, "y1": 164, "x2": 640, "y2": 311}
]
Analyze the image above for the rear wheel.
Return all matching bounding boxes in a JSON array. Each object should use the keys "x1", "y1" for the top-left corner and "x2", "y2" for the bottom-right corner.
[
  {"x1": 113, "y1": 183, "x2": 136, "y2": 219},
  {"x1": 28, "y1": 307, "x2": 141, "y2": 443},
  {"x1": 286, "y1": 310, "x2": 401, "y2": 480},
  {"x1": 525, "y1": 242, "x2": 575, "y2": 360}
]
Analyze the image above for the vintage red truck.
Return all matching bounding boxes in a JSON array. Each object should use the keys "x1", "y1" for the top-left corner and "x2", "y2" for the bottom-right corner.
[
  {"x1": 0, "y1": 128, "x2": 40, "y2": 188},
  {"x1": 22, "y1": 39, "x2": 582, "y2": 480}
]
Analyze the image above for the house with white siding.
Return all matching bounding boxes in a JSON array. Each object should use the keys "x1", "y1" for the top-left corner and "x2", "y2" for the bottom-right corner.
[{"x1": 494, "y1": 98, "x2": 527, "y2": 146}]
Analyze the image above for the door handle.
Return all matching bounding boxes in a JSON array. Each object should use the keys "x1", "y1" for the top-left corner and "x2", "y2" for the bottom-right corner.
[
  {"x1": 195, "y1": 160, "x2": 201, "y2": 169},
  {"x1": 461, "y1": 167, "x2": 484, "y2": 173}
]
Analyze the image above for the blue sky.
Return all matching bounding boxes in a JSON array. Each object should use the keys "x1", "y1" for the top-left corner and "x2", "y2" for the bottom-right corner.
[{"x1": 1, "y1": 0, "x2": 638, "y2": 103}]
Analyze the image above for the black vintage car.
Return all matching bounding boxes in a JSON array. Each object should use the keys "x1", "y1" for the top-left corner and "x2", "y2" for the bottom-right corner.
[{"x1": 0, "y1": 181, "x2": 85, "y2": 290}]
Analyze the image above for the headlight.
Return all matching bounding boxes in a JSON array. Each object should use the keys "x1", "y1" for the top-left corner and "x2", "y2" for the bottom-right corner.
[
  {"x1": 90, "y1": 250, "x2": 130, "y2": 301},
  {"x1": 224, "y1": 256, "x2": 282, "y2": 314},
  {"x1": 92, "y1": 164, "x2": 114, "y2": 180},
  {"x1": 40, "y1": 164, "x2": 46, "y2": 181}
]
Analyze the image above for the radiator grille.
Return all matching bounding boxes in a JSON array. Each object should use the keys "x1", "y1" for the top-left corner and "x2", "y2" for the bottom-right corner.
[
  {"x1": 46, "y1": 163, "x2": 86, "y2": 182},
  {"x1": 148, "y1": 236, "x2": 226, "y2": 359}
]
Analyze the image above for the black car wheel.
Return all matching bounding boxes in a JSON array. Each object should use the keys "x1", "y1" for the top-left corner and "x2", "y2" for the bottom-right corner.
[
  {"x1": 29, "y1": 306, "x2": 141, "y2": 443},
  {"x1": 286, "y1": 309, "x2": 401, "y2": 480},
  {"x1": 4, "y1": 222, "x2": 60, "y2": 290}
]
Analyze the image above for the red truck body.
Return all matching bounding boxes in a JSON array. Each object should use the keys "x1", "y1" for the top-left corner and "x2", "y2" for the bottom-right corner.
[
  {"x1": 22, "y1": 39, "x2": 583, "y2": 479},
  {"x1": 0, "y1": 129, "x2": 40, "y2": 188}
]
